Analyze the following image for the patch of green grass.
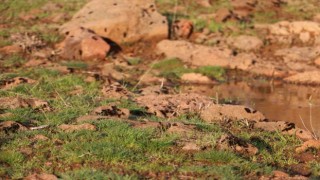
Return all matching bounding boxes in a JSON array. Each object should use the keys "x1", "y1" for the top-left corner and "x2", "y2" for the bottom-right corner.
[
  {"x1": 152, "y1": 59, "x2": 226, "y2": 82},
  {"x1": 192, "y1": 18, "x2": 207, "y2": 31},
  {"x1": 127, "y1": 58, "x2": 141, "y2": 66},
  {"x1": 152, "y1": 58, "x2": 192, "y2": 81},
  {"x1": 1, "y1": 54, "x2": 26, "y2": 68},
  {"x1": 310, "y1": 162, "x2": 320, "y2": 178},
  {"x1": 239, "y1": 130, "x2": 301, "y2": 168},
  {"x1": 195, "y1": 66, "x2": 225, "y2": 81},
  {"x1": 195, "y1": 150, "x2": 238, "y2": 163},
  {"x1": 0, "y1": 68, "x2": 101, "y2": 125},
  {"x1": 0, "y1": 150, "x2": 25, "y2": 179},
  {"x1": 207, "y1": 21, "x2": 224, "y2": 33},
  {"x1": 60, "y1": 168, "x2": 137, "y2": 180},
  {"x1": 61, "y1": 61, "x2": 88, "y2": 70},
  {"x1": 41, "y1": 33, "x2": 62, "y2": 44}
]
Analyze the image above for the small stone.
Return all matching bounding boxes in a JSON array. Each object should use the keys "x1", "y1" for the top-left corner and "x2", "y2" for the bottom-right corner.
[
  {"x1": 172, "y1": 19, "x2": 193, "y2": 39},
  {"x1": 57, "y1": 27, "x2": 110, "y2": 61}
]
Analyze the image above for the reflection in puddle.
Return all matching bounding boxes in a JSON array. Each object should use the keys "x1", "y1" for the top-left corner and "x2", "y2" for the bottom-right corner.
[{"x1": 182, "y1": 81, "x2": 320, "y2": 137}]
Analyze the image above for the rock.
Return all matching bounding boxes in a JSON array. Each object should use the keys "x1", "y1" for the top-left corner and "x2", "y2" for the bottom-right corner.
[
  {"x1": 267, "y1": 21, "x2": 320, "y2": 44},
  {"x1": 296, "y1": 140, "x2": 320, "y2": 153},
  {"x1": 284, "y1": 71, "x2": 320, "y2": 85},
  {"x1": 274, "y1": 46, "x2": 320, "y2": 63},
  {"x1": 24, "y1": 173, "x2": 58, "y2": 180},
  {"x1": 214, "y1": 8, "x2": 232, "y2": 23},
  {"x1": 57, "y1": 27, "x2": 110, "y2": 60},
  {"x1": 201, "y1": 104, "x2": 265, "y2": 122},
  {"x1": 156, "y1": 40, "x2": 232, "y2": 67},
  {"x1": 157, "y1": 40, "x2": 258, "y2": 71},
  {"x1": 286, "y1": 62, "x2": 317, "y2": 72},
  {"x1": 299, "y1": 32, "x2": 311, "y2": 43},
  {"x1": 227, "y1": 35, "x2": 263, "y2": 51},
  {"x1": 253, "y1": 120, "x2": 295, "y2": 132},
  {"x1": 181, "y1": 73, "x2": 214, "y2": 84},
  {"x1": 0, "y1": 121, "x2": 27, "y2": 133},
  {"x1": 172, "y1": 19, "x2": 193, "y2": 39},
  {"x1": 58, "y1": 123, "x2": 96, "y2": 132},
  {"x1": 229, "y1": 53, "x2": 257, "y2": 71},
  {"x1": 285, "y1": 128, "x2": 314, "y2": 141},
  {"x1": 0, "y1": 45, "x2": 23, "y2": 54},
  {"x1": 60, "y1": 0, "x2": 168, "y2": 44},
  {"x1": 182, "y1": 142, "x2": 201, "y2": 151}
]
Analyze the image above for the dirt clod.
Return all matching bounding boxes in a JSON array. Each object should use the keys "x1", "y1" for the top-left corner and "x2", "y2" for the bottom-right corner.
[
  {"x1": 0, "y1": 121, "x2": 27, "y2": 133},
  {"x1": 216, "y1": 133, "x2": 258, "y2": 156}
]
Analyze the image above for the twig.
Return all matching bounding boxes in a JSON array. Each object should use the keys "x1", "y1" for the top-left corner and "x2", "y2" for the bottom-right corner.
[
  {"x1": 132, "y1": 61, "x2": 157, "y2": 91},
  {"x1": 29, "y1": 125, "x2": 49, "y2": 130}
]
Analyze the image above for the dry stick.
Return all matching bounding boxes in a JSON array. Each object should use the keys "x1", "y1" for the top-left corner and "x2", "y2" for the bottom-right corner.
[
  {"x1": 55, "y1": 89, "x2": 70, "y2": 107},
  {"x1": 132, "y1": 61, "x2": 158, "y2": 91},
  {"x1": 309, "y1": 101, "x2": 318, "y2": 140},
  {"x1": 299, "y1": 115, "x2": 311, "y2": 135}
]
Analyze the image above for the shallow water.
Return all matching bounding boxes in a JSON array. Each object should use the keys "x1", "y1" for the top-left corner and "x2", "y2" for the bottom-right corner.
[{"x1": 182, "y1": 81, "x2": 320, "y2": 137}]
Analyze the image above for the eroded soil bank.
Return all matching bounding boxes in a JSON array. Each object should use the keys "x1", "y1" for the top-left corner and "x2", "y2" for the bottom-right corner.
[{"x1": 182, "y1": 80, "x2": 320, "y2": 137}]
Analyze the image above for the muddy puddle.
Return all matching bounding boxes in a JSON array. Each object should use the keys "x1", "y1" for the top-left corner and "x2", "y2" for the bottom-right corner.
[{"x1": 182, "y1": 81, "x2": 320, "y2": 137}]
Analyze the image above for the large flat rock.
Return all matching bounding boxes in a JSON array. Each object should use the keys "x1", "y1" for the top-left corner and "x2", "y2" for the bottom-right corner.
[{"x1": 60, "y1": 0, "x2": 168, "y2": 44}]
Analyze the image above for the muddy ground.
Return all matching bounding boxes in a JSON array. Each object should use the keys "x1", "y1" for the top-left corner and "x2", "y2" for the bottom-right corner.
[{"x1": 1, "y1": 0, "x2": 320, "y2": 179}]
